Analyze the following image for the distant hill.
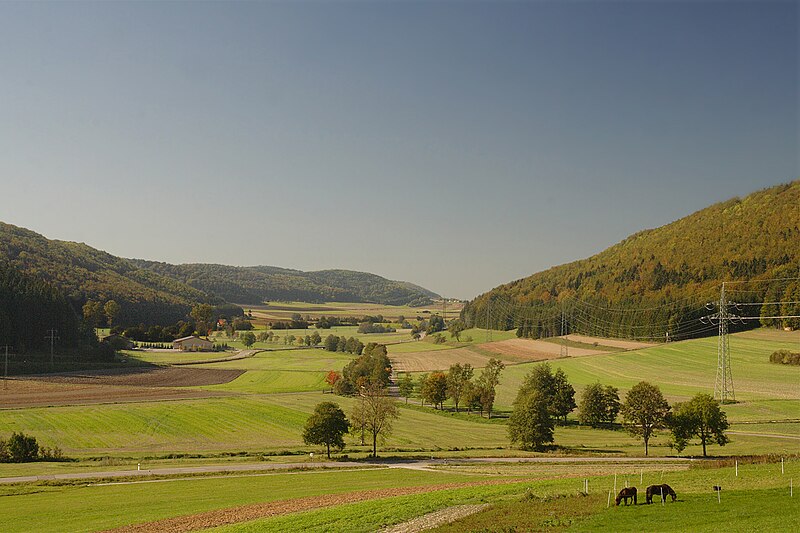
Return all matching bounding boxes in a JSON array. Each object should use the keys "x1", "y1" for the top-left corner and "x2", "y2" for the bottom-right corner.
[
  {"x1": 463, "y1": 181, "x2": 800, "y2": 339},
  {"x1": 131, "y1": 262, "x2": 438, "y2": 307},
  {"x1": 0, "y1": 222, "x2": 439, "y2": 326}
]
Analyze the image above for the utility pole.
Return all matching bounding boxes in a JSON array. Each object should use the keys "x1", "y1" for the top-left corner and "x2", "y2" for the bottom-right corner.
[
  {"x1": 1, "y1": 345, "x2": 13, "y2": 390},
  {"x1": 560, "y1": 305, "x2": 569, "y2": 358},
  {"x1": 45, "y1": 329, "x2": 59, "y2": 368},
  {"x1": 442, "y1": 299, "x2": 447, "y2": 323}
]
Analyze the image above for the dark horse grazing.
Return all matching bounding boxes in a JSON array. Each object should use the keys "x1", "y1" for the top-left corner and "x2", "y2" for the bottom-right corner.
[
  {"x1": 646, "y1": 484, "x2": 677, "y2": 503},
  {"x1": 615, "y1": 487, "x2": 637, "y2": 505}
]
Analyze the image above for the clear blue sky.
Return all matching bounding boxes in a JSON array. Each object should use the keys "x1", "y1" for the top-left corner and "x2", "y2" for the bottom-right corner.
[{"x1": 0, "y1": 1, "x2": 797, "y2": 299}]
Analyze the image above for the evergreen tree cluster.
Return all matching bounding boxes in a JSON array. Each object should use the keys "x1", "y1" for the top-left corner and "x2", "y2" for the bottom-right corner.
[{"x1": 0, "y1": 262, "x2": 99, "y2": 357}]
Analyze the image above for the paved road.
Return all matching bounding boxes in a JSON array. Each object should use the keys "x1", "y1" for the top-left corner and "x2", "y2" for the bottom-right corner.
[{"x1": 0, "y1": 456, "x2": 694, "y2": 485}]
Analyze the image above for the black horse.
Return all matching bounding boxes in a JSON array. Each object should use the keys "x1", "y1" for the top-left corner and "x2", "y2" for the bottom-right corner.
[
  {"x1": 615, "y1": 486, "x2": 637, "y2": 506},
  {"x1": 646, "y1": 484, "x2": 677, "y2": 503}
]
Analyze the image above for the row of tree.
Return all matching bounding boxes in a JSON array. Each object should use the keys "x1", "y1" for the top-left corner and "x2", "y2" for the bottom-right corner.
[
  {"x1": 398, "y1": 360, "x2": 506, "y2": 418},
  {"x1": 507, "y1": 365, "x2": 729, "y2": 456}
]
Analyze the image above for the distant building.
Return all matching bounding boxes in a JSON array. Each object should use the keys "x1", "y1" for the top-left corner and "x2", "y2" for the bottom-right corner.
[{"x1": 172, "y1": 335, "x2": 213, "y2": 351}]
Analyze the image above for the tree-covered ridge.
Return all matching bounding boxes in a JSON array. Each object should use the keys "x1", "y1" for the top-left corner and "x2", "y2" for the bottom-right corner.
[
  {"x1": 132, "y1": 262, "x2": 439, "y2": 306},
  {"x1": 463, "y1": 180, "x2": 800, "y2": 339},
  {"x1": 0, "y1": 262, "x2": 96, "y2": 355},
  {"x1": 0, "y1": 222, "x2": 215, "y2": 325},
  {"x1": 0, "y1": 221, "x2": 440, "y2": 328}
]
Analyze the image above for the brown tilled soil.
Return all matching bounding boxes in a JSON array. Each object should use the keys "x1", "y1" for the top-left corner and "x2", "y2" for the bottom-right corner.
[
  {"x1": 20, "y1": 367, "x2": 244, "y2": 387},
  {"x1": 478, "y1": 338, "x2": 605, "y2": 359},
  {"x1": 390, "y1": 348, "x2": 508, "y2": 372},
  {"x1": 562, "y1": 334, "x2": 655, "y2": 350},
  {"x1": 0, "y1": 379, "x2": 232, "y2": 408},
  {"x1": 103, "y1": 479, "x2": 520, "y2": 533}
]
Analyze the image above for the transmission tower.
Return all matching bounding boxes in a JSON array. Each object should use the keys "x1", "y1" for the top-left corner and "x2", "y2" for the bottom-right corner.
[
  {"x1": 560, "y1": 306, "x2": 568, "y2": 358},
  {"x1": 705, "y1": 284, "x2": 736, "y2": 403}
]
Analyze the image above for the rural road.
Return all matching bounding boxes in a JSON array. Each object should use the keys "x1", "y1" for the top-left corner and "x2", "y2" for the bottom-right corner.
[{"x1": 0, "y1": 456, "x2": 693, "y2": 485}]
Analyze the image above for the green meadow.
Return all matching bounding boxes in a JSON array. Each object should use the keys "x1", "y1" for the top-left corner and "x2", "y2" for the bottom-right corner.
[{"x1": 4, "y1": 458, "x2": 792, "y2": 532}]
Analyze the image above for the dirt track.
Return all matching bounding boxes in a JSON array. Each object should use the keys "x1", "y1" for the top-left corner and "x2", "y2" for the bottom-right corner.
[{"x1": 103, "y1": 479, "x2": 519, "y2": 533}]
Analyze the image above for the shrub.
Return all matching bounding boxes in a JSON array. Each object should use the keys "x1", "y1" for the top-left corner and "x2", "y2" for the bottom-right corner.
[
  {"x1": 769, "y1": 350, "x2": 800, "y2": 365},
  {"x1": 1, "y1": 432, "x2": 39, "y2": 462}
]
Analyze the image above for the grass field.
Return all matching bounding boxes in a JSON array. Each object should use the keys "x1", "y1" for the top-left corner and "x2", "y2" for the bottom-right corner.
[
  {"x1": 5, "y1": 458, "x2": 791, "y2": 532},
  {"x1": 245, "y1": 301, "x2": 464, "y2": 323},
  {"x1": 2, "y1": 328, "x2": 798, "y2": 464}
]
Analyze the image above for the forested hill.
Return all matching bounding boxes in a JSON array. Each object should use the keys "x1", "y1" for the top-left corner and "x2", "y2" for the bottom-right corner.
[
  {"x1": 462, "y1": 181, "x2": 800, "y2": 340},
  {"x1": 131, "y1": 262, "x2": 438, "y2": 306},
  {"x1": 0, "y1": 222, "x2": 439, "y2": 326},
  {"x1": 0, "y1": 222, "x2": 217, "y2": 325}
]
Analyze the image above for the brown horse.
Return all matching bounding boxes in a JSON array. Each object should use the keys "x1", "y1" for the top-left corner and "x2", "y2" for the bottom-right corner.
[
  {"x1": 646, "y1": 484, "x2": 677, "y2": 503},
  {"x1": 615, "y1": 486, "x2": 637, "y2": 505}
]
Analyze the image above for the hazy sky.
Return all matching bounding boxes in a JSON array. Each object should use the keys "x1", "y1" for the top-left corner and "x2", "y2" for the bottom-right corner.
[{"x1": 0, "y1": 1, "x2": 797, "y2": 299}]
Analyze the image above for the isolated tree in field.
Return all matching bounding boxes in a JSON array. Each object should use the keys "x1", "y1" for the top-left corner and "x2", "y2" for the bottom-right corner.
[
  {"x1": 669, "y1": 393, "x2": 730, "y2": 456},
  {"x1": 103, "y1": 300, "x2": 120, "y2": 327},
  {"x1": 621, "y1": 381, "x2": 670, "y2": 456},
  {"x1": 355, "y1": 382, "x2": 399, "y2": 457},
  {"x1": 447, "y1": 319, "x2": 466, "y2": 342},
  {"x1": 190, "y1": 304, "x2": 214, "y2": 335},
  {"x1": 446, "y1": 363, "x2": 473, "y2": 412},
  {"x1": 302, "y1": 402, "x2": 350, "y2": 458},
  {"x1": 311, "y1": 331, "x2": 322, "y2": 346},
  {"x1": 508, "y1": 389, "x2": 554, "y2": 451},
  {"x1": 422, "y1": 372, "x2": 448, "y2": 409},
  {"x1": 398, "y1": 373, "x2": 415, "y2": 403},
  {"x1": 578, "y1": 383, "x2": 620, "y2": 427},
  {"x1": 325, "y1": 370, "x2": 342, "y2": 393},
  {"x1": 240, "y1": 331, "x2": 256, "y2": 347}
]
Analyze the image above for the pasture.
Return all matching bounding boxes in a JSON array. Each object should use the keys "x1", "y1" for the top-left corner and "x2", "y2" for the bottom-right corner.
[{"x1": 2, "y1": 458, "x2": 794, "y2": 532}]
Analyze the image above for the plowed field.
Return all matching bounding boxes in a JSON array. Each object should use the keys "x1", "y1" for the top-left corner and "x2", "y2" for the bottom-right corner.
[
  {"x1": 0, "y1": 379, "x2": 231, "y2": 408},
  {"x1": 22, "y1": 367, "x2": 244, "y2": 387},
  {"x1": 478, "y1": 338, "x2": 605, "y2": 359},
  {"x1": 0, "y1": 368, "x2": 242, "y2": 408},
  {"x1": 390, "y1": 348, "x2": 503, "y2": 372}
]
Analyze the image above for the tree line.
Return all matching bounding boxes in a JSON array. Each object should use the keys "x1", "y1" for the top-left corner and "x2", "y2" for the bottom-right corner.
[{"x1": 507, "y1": 363, "x2": 729, "y2": 456}]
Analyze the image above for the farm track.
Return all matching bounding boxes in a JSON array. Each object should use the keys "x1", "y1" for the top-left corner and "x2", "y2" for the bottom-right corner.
[
  {"x1": 0, "y1": 456, "x2": 693, "y2": 485},
  {"x1": 101, "y1": 478, "x2": 522, "y2": 533},
  {"x1": 379, "y1": 504, "x2": 490, "y2": 533}
]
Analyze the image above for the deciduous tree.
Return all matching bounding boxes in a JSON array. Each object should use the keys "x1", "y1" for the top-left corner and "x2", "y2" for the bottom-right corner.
[
  {"x1": 508, "y1": 390, "x2": 554, "y2": 451},
  {"x1": 302, "y1": 402, "x2": 350, "y2": 458},
  {"x1": 621, "y1": 381, "x2": 670, "y2": 456},
  {"x1": 446, "y1": 363, "x2": 473, "y2": 412},
  {"x1": 669, "y1": 393, "x2": 729, "y2": 456}
]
